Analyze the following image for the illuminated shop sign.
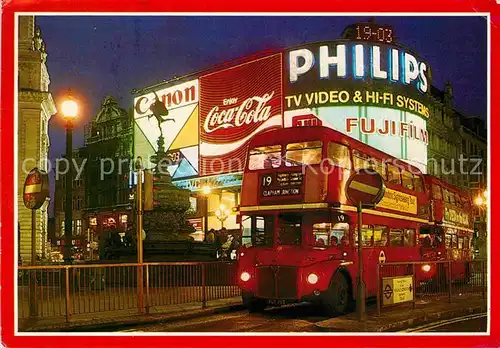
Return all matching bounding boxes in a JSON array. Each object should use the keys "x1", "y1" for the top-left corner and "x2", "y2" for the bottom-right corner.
[
  {"x1": 284, "y1": 106, "x2": 428, "y2": 173},
  {"x1": 288, "y1": 42, "x2": 429, "y2": 93},
  {"x1": 174, "y1": 173, "x2": 243, "y2": 192},
  {"x1": 285, "y1": 41, "x2": 431, "y2": 118},
  {"x1": 134, "y1": 80, "x2": 198, "y2": 116},
  {"x1": 134, "y1": 79, "x2": 200, "y2": 179},
  {"x1": 199, "y1": 54, "x2": 283, "y2": 176}
]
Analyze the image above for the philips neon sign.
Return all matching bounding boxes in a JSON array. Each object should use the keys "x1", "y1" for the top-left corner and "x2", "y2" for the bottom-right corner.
[{"x1": 288, "y1": 42, "x2": 429, "y2": 94}]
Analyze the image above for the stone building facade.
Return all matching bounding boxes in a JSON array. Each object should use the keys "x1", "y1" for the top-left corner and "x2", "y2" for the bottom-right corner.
[
  {"x1": 17, "y1": 16, "x2": 57, "y2": 264},
  {"x1": 83, "y1": 96, "x2": 134, "y2": 256}
]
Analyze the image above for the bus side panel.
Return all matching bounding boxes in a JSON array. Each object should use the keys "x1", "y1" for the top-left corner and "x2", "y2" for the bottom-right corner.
[{"x1": 241, "y1": 172, "x2": 259, "y2": 207}]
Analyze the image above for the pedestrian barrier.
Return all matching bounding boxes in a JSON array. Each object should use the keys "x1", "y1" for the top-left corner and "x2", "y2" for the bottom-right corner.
[
  {"x1": 376, "y1": 260, "x2": 487, "y2": 316},
  {"x1": 17, "y1": 261, "x2": 240, "y2": 323}
]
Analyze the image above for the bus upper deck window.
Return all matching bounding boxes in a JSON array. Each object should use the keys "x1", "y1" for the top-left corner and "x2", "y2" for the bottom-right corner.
[
  {"x1": 432, "y1": 184, "x2": 443, "y2": 200},
  {"x1": 328, "y1": 143, "x2": 351, "y2": 169},
  {"x1": 402, "y1": 170, "x2": 414, "y2": 190},
  {"x1": 285, "y1": 141, "x2": 322, "y2": 167},
  {"x1": 413, "y1": 175, "x2": 424, "y2": 192},
  {"x1": 386, "y1": 164, "x2": 401, "y2": 185},
  {"x1": 248, "y1": 145, "x2": 282, "y2": 170}
]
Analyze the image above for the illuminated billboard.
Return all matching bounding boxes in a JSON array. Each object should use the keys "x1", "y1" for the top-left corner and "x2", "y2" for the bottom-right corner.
[
  {"x1": 199, "y1": 54, "x2": 283, "y2": 176},
  {"x1": 133, "y1": 79, "x2": 200, "y2": 179},
  {"x1": 284, "y1": 39, "x2": 431, "y2": 172}
]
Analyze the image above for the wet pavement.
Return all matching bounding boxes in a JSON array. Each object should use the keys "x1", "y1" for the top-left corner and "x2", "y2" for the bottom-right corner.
[
  {"x1": 117, "y1": 303, "x2": 329, "y2": 332},
  {"x1": 402, "y1": 313, "x2": 487, "y2": 332}
]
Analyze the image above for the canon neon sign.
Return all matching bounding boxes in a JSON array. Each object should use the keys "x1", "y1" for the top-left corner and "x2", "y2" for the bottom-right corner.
[
  {"x1": 134, "y1": 80, "x2": 198, "y2": 117},
  {"x1": 288, "y1": 42, "x2": 429, "y2": 94}
]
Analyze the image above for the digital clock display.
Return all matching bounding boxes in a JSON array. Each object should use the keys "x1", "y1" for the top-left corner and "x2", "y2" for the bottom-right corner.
[{"x1": 344, "y1": 23, "x2": 394, "y2": 44}]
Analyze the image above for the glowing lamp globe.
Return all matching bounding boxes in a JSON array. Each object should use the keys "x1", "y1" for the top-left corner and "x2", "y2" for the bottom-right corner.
[{"x1": 61, "y1": 99, "x2": 78, "y2": 119}]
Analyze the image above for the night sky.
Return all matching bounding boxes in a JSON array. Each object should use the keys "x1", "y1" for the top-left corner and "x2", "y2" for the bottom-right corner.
[{"x1": 35, "y1": 15, "x2": 488, "y2": 211}]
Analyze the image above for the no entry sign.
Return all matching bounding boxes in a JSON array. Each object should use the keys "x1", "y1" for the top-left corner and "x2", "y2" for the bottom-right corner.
[
  {"x1": 23, "y1": 168, "x2": 49, "y2": 210},
  {"x1": 345, "y1": 169, "x2": 385, "y2": 207}
]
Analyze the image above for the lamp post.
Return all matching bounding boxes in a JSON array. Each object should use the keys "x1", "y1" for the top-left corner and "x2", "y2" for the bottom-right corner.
[
  {"x1": 215, "y1": 203, "x2": 230, "y2": 229},
  {"x1": 201, "y1": 185, "x2": 211, "y2": 236},
  {"x1": 61, "y1": 94, "x2": 78, "y2": 264},
  {"x1": 473, "y1": 190, "x2": 488, "y2": 259}
]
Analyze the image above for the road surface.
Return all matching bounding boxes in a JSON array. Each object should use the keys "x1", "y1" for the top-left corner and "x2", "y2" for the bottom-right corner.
[
  {"x1": 402, "y1": 313, "x2": 487, "y2": 332},
  {"x1": 117, "y1": 303, "x2": 328, "y2": 332}
]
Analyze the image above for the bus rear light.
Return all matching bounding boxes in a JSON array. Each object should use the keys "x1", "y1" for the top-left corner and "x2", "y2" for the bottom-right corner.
[
  {"x1": 307, "y1": 273, "x2": 319, "y2": 284},
  {"x1": 421, "y1": 264, "x2": 431, "y2": 272},
  {"x1": 240, "y1": 272, "x2": 251, "y2": 282},
  {"x1": 342, "y1": 252, "x2": 347, "y2": 257},
  {"x1": 437, "y1": 251, "x2": 441, "y2": 256}
]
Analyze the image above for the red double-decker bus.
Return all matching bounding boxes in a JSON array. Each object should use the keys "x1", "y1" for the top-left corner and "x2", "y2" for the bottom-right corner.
[
  {"x1": 236, "y1": 126, "x2": 431, "y2": 315},
  {"x1": 419, "y1": 175, "x2": 474, "y2": 280}
]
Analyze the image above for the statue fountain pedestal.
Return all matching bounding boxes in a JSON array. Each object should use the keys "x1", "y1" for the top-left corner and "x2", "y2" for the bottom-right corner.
[{"x1": 141, "y1": 136, "x2": 216, "y2": 261}]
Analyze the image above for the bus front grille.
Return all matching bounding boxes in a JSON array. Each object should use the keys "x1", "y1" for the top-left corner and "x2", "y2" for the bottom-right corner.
[{"x1": 256, "y1": 266, "x2": 298, "y2": 299}]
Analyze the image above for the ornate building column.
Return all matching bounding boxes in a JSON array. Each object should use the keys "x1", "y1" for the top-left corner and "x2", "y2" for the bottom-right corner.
[{"x1": 17, "y1": 16, "x2": 57, "y2": 264}]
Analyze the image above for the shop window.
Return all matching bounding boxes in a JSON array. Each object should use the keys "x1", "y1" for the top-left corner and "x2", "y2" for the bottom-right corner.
[
  {"x1": 463, "y1": 237, "x2": 469, "y2": 249},
  {"x1": 452, "y1": 234, "x2": 458, "y2": 248},
  {"x1": 401, "y1": 170, "x2": 414, "y2": 190},
  {"x1": 285, "y1": 141, "x2": 322, "y2": 167},
  {"x1": 76, "y1": 219, "x2": 82, "y2": 236},
  {"x1": 432, "y1": 184, "x2": 443, "y2": 200},
  {"x1": 403, "y1": 229, "x2": 415, "y2": 246},
  {"x1": 387, "y1": 164, "x2": 401, "y2": 185},
  {"x1": 373, "y1": 225, "x2": 389, "y2": 246},
  {"x1": 120, "y1": 214, "x2": 128, "y2": 224},
  {"x1": 389, "y1": 229, "x2": 403, "y2": 246},
  {"x1": 328, "y1": 142, "x2": 351, "y2": 169},
  {"x1": 458, "y1": 237, "x2": 464, "y2": 249},
  {"x1": 248, "y1": 145, "x2": 282, "y2": 170},
  {"x1": 60, "y1": 220, "x2": 65, "y2": 236}
]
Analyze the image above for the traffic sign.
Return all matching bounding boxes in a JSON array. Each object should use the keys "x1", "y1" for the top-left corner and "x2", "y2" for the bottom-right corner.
[
  {"x1": 345, "y1": 169, "x2": 385, "y2": 207},
  {"x1": 23, "y1": 168, "x2": 49, "y2": 210},
  {"x1": 382, "y1": 276, "x2": 414, "y2": 306}
]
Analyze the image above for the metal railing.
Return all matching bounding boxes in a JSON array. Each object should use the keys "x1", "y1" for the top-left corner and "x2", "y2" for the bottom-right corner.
[
  {"x1": 18, "y1": 261, "x2": 240, "y2": 322},
  {"x1": 376, "y1": 260, "x2": 487, "y2": 316}
]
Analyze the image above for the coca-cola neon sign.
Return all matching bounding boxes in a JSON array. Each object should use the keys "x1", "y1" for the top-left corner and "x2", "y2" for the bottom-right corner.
[
  {"x1": 203, "y1": 92, "x2": 275, "y2": 133},
  {"x1": 199, "y1": 54, "x2": 283, "y2": 176}
]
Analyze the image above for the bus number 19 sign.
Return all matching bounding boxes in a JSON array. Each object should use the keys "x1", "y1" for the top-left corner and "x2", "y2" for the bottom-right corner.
[{"x1": 23, "y1": 168, "x2": 49, "y2": 210}]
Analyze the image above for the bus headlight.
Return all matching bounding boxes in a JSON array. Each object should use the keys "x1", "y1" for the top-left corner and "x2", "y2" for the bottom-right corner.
[
  {"x1": 421, "y1": 264, "x2": 431, "y2": 272},
  {"x1": 307, "y1": 273, "x2": 319, "y2": 284},
  {"x1": 240, "y1": 272, "x2": 251, "y2": 282}
]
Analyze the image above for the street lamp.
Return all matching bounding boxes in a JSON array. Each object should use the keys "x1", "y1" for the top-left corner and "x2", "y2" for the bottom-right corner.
[
  {"x1": 201, "y1": 185, "x2": 211, "y2": 236},
  {"x1": 62, "y1": 93, "x2": 77, "y2": 264},
  {"x1": 215, "y1": 203, "x2": 230, "y2": 228}
]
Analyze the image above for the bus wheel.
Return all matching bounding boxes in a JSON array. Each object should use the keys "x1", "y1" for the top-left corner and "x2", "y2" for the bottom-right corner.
[
  {"x1": 242, "y1": 292, "x2": 267, "y2": 313},
  {"x1": 323, "y1": 273, "x2": 350, "y2": 316}
]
